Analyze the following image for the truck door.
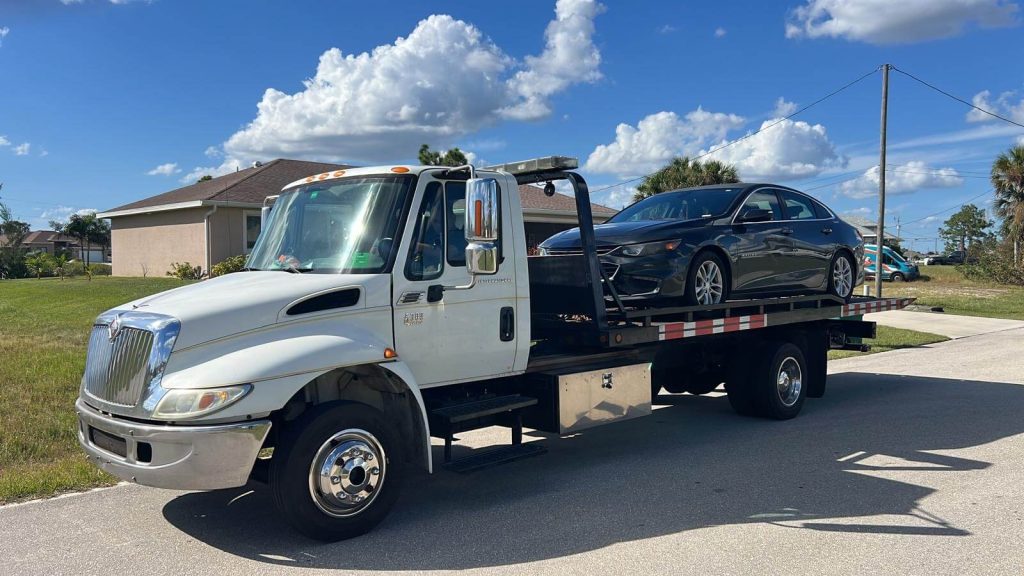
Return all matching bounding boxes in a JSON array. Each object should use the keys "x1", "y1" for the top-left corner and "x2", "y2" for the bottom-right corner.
[{"x1": 391, "y1": 174, "x2": 519, "y2": 386}]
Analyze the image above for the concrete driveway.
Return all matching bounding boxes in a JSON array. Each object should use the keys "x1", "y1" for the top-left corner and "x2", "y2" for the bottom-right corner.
[
  {"x1": 864, "y1": 310, "x2": 1024, "y2": 339},
  {"x1": 3, "y1": 329, "x2": 1024, "y2": 576}
]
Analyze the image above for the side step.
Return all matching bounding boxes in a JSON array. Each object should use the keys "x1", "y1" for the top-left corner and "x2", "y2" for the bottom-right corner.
[
  {"x1": 445, "y1": 443, "x2": 547, "y2": 474},
  {"x1": 430, "y1": 394, "x2": 545, "y2": 469}
]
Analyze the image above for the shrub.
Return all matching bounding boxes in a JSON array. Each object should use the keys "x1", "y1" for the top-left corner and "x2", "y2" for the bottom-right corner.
[
  {"x1": 64, "y1": 261, "x2": 87, "y2": 277},
  {"x1": 166, "y1": 262, "x2": 204, "y2": 280},
  {"x1": 958, "y1": 249, "x2": 1024, "y2": 286},
  {"x1": 210, "y1": 255, "x2": 247, "y2": 277},
  {"x1": 88, "y1": 263, "x2": 112, "y2": 276}
]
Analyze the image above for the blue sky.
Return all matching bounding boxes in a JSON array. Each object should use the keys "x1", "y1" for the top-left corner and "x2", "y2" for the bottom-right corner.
[{"x1": 1, "y1": 0, "x2": 1023, "y2": 253}]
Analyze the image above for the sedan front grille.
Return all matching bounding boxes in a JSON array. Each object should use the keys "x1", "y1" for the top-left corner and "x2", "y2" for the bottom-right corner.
[{"x1": 84, "y1": 325, "x2": 155, "y2": 407}]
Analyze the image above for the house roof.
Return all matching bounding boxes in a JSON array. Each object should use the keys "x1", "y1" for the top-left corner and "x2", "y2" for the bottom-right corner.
[
  {"x1": 518, "y1": 184, "x2": 617, "y2": 215},
  {"x1": 99, "y1": 158, "x2": 617, "y2": 219},
  {"x1": 101, "y1": 159, "x2": 349, "y2": 216},
  {"x1": 843, "y1": 216, "x2": 900, "y2": 240},
  {"x1": 23, "y1": 230, "x2": 80, "y2": 245}
]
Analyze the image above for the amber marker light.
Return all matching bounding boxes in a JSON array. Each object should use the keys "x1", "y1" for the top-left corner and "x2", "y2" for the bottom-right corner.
[
  {"x1": 332, "y1": 170, "x2": 346, "y2": 177},
  {"x1": 391, "y1": 166, "x2": 410, "y2": 173},
  {"x1": 474, "y1": 200, "x2": 483, "y2": 236},
  {"x1": 384, "y1": 348, "x2": 398, "y2": 359}
]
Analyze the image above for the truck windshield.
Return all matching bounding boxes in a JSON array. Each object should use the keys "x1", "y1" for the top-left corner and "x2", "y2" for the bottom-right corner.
[
  {"x1": 608, "y1": 187, "x2": 743, "y2": 222},
  {"x1": 247, "y1": 176, "x2": 414, "y2": 274}
]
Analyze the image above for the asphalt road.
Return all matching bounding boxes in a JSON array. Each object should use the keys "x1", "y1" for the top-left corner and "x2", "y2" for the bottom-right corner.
[{"x1": 4, "y1": 328, "x2": 1024, "y2": 576}]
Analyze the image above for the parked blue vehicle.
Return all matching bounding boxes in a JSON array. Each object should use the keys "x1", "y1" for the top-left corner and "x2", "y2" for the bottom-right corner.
[{"x1": 863, "y1": 244, "x2": 919, "y2": 282}]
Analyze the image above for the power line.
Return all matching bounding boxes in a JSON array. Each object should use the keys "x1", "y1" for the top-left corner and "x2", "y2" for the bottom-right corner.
[
  {"x1": 905, "y1": 188, "x2": 991, "y2": 224},
  {"x1": 885, "y1": 168, "x2": 990, "y2": 179},
  {"x1": 891, "y1": 65, "x2": 1024, "y2": 129},
  {"x1": 591, "y1": 66, "x2": 882, "y2": 194}
]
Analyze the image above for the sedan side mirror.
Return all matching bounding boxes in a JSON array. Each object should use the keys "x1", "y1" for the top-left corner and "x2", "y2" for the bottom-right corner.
[
  {"x1": 737, "y1": 208, "x2": 772, "y2": 223},
  {"x1": 465, "y1": 178, "x2": 500, "y2": 276}
]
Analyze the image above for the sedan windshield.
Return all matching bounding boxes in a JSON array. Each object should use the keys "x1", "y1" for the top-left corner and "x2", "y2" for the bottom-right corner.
[
  {"x1": 246, "y1": 176, "x2": 413, "y2": 274},
  {"x1": 608, "y1": 187, "x2": 744, "y2": 223}
]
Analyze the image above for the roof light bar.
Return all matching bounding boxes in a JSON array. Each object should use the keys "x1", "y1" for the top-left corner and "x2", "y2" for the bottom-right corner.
[{"x1": 485, "y1": 156, "x2": 578, "y2": 176}]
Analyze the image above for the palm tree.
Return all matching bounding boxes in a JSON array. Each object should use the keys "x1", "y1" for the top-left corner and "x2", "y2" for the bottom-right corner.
[
  {"x1": 991, "y1": 145, "x2": 1024, "y2": 265},
  {"x1": 634, "y1": 157, "x2": 740, "y2": 202}
]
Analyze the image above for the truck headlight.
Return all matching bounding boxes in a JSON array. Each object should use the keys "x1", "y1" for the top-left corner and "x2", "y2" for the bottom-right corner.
[
  {"x1": 617, "y1": 240, "x2": 680, "y2": 257},
  {"x1": 153, "y1": 385, "x2": 252, "y2": 419}
]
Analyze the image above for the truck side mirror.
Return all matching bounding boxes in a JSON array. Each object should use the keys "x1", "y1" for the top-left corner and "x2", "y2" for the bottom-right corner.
[{"x1": 465, "y1": 178, "x2": 500, "y2": 276}]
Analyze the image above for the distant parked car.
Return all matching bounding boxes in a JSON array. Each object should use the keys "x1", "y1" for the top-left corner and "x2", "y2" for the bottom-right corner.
[
  {"x1": 539, "y1": 183, "x2": 865, "y2": 305},
  {"x1": 864, "y1": 244, "x2": 919, "y2": 282}
]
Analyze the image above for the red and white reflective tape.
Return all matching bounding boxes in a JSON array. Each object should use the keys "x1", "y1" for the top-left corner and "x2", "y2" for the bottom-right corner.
[
  {"x1": 840, "y1": 297, "x2": 914, "y2": 316},
  {"x1": 658, "y1": 314, "x2": 768, "y2": 341}
]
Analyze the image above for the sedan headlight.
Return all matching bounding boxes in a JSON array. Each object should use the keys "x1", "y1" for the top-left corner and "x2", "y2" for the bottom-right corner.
[
  {"x1": 617, "y1": 240, "x2": 681, "y2": 257},
  {"x1": 153, "y1": 385, "x2": 252, "y2": 419}
]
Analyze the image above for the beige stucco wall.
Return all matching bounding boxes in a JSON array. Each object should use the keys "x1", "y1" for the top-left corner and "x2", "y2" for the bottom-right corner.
[{"x1": 109, "y1": 209, "x2": 208, "y2": 277}]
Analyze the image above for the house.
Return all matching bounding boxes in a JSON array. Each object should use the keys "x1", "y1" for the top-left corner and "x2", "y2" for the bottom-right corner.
[
  {"x1": 842, "y1": 216, "x2": 900, "y2": 245},
  {"x1": 0, "y1": 230, "x2": 109, "y2": 263},
  {"x1": 99, "y1": 159, "x2": 616, "y2": 277}
]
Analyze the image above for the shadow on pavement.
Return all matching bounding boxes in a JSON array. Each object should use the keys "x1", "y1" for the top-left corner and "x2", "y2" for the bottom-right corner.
[{"x1": 162, "y1": 372, "x2": 1022, "y2": 570}]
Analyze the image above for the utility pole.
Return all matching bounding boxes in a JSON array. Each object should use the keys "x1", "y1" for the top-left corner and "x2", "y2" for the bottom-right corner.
[
  {"x1": 874, "y1": 64, "x2": 889, "y2": 299},
  {"x1": 895, "y1": 215, "x2": 901, "y2": 246}
]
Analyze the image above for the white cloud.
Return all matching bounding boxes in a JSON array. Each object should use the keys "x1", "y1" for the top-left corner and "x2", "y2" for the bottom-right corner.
[
  {"x1": 785, "y1": 0, "x2": 1019, "y2": 44},
  {"x1": 659, "y1": 24, "x2": 677, "y2": 34},
  {"x1": 0, "y1": 135, "x2": 9, "y2": 147},
  {"x1": 701, "y1": 118, "x2": 846, "y2": 180},
  {"x1": 38, "y1": 148, "x2": 49, "y2": 157},
  {"x1": 146, "y1": 162, "x2": 181, "y2": 176},
  {"x1": 839, "y1": 161, "x2": 964, "y2": 199},
  {"x1": 584, "y1": 109, "x2": 746, "y2": 176},
  {"x1": 966, "y1": 89, "x2": 1024, "y2": 124},
  {"x1": 60, "y1": 0, "x2": 85, "y2": 4},
  {"x1": 1017, "y1": 134, "x2": 1024, "y2": 145},
  {"x1": 773, "y1": 97, "x2": 798, "y2": 117},
  {"x1": 501, "y1": 0, "x2": 605, "y2": 120},
  {"x1": 36, "y1": 206, "x2": 97, "y2": 228},
  {"x1": 197, "y1": 1, "x2": 603, "y2": 175},
  {"x1": 14, "y1": 143, "x2": 30, "y2": 156},
  {"x1": 203, "y1": 146, "x2": 223, "y2": 159},
  {"x1": 0, "y1": 27, "x2": 9, "y2": 47},
  {"x1": 714, "y1": 27, "x2": 727, "y2": 37}
]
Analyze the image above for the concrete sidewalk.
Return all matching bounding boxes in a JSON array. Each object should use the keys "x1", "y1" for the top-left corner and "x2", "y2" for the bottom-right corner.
[{"x1": 864, "y1": 310, "x2": 1024, "y2": 339}]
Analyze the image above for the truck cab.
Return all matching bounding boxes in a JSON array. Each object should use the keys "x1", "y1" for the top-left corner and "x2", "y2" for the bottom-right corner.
[{"x1": 863, "y1": 243, "x2": 919, "y2": 282}]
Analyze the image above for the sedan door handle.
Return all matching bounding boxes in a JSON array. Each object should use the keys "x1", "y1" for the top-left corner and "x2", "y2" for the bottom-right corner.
[
  {"x1": 780, "y1": 227, "x2": 794, "y2": 235},
  {"x1": 821, "y1": 227, "x2": 833, "y2": 235}
]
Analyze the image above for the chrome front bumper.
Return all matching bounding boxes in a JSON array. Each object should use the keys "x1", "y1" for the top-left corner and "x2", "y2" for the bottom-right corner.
[{"x1": 76, "y1": 398, "x2": 271, "y2": 490}]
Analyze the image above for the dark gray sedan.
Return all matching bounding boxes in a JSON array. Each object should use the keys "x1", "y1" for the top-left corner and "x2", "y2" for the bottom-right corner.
[{"x1": 539, "y1": 183, "x2": 864, "y2": 305}]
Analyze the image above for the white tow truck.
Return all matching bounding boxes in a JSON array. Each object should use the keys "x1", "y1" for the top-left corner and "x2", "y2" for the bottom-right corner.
[{"x1": 76, "y1": 157, "x2": 911, "y2": 540}]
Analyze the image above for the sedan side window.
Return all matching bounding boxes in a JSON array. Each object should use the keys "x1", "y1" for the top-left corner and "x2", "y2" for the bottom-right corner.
[
  {"x1": 740, "y1": 191, "x2": 782, "y2": 221},
  {"x1": 778, "y1": 190, "x2": 817, "y2": 220}
]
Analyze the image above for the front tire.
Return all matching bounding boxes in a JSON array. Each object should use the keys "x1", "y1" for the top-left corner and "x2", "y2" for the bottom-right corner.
[
  {"x1": 890, "y1": 272, "x2": 905, "y2": 282},
  {"x1": 270, "y1": 403, "x2": 404, "y2": 541},
  {"x1": 685, "y1": 251, "x2": 729, "y2": 306}
]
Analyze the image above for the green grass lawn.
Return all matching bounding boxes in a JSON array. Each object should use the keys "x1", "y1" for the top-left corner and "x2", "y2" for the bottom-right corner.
[
  {"x1": 828, "y1": 325, "x2": 950, "y2": 360},
  {"x1": 0, "y1": 277, "x2": 189, "y2": 503},
  {"x1": 864, "y1": 265, "x2": 1024, "y2": 321}
]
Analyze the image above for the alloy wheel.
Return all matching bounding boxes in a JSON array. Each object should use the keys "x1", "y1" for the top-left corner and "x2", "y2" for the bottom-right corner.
[
  {"x1": 695, "y1": 260, "x2": 724, "y2": 305},
  {"x1": 832, "y1": 256, "x2": 853, "y2": 298}
]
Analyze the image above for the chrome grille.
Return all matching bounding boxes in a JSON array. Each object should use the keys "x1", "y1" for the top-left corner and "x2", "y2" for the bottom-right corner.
[
  {"x1": 542, "y1": 245, "x2": 617, "y2": 256},
  {"x1": 84, "y1": 326, "x2": 155, "y2": 407}
]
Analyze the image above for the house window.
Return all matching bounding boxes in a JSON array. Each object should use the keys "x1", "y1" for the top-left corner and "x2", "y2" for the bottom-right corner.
[{"x1": 244, "y1": 210, "x2": 262, "y2": 253}]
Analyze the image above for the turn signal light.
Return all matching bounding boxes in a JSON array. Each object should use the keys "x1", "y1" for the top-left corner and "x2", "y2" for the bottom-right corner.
[
  {"x1": 391, "y1": 166, "x2": 410, "y2": 173},
  {"x1": 384, "y1": 348, "x2": 397, "y2": 359}
]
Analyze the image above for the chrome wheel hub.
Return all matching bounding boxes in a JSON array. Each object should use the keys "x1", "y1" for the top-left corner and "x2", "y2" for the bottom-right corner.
[
  {"x1": 776, "y1": 357, "x2": 803, "y2": 407},
  {"x1": 833, "y1": 257, "x2": 853, "y2": 298},
  {"x1": 309, "y1": 429, "x2": 385, "y2": 517},
  {"x1": 695, "y1": 260, "x2": 724, "y2": 305}
]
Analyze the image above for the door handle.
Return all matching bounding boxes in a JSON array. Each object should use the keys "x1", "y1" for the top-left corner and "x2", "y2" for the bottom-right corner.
[
  {"x1": 821, "y1": 227, "x2": 833, "y2": 235},
  {"x1": 499, "y1": 307, "x2": 514, "y2": 342},
  {"x1": 780, "y1": 227, "x2": 794, "y2": 235}
]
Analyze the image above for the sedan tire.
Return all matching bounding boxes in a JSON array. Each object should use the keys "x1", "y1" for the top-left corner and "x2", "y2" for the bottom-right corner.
[
  {"x1": 827, "y1": 252, "x2": 855, "y2": 301},
  {"x1": 685, "y1": 251, "x2": 729, "y2": 306}
]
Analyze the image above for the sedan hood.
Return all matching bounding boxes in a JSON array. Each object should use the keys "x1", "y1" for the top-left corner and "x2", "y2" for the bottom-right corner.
[
  {"x1": 541, "y1": 218, "x2": 712, "y2": 248},
  {"x1": 110, "y1": 272, "x2": 389, "y2": 349}
]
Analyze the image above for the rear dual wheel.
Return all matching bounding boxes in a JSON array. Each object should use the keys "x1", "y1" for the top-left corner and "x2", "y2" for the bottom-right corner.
[{"x1": 726, "y1": 341, "x2": 807, "y2": 420}]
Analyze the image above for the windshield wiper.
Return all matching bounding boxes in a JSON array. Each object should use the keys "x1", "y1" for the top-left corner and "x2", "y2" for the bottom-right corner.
[{"x1": 281, "y1": 266, "x2": 313, "y2": 274}]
